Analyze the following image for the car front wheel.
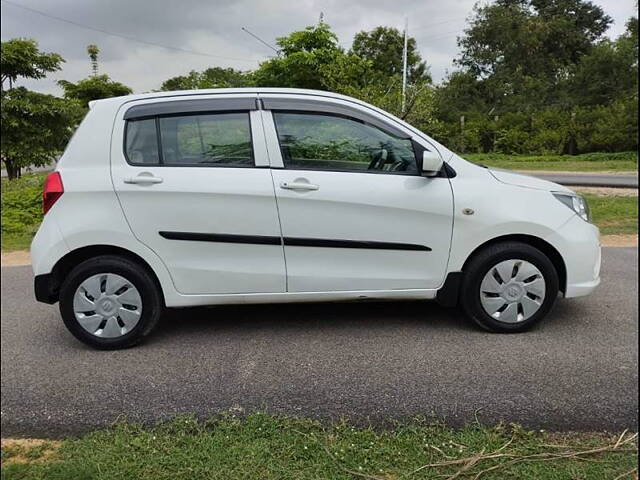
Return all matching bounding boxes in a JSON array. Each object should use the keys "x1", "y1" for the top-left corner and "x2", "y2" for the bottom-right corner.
[{"x1": 460, "y1": 241, "x2": 559, "y2": 332}]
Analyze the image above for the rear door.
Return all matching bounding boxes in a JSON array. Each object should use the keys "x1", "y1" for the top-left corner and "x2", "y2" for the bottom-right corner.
[
  {"x1": 111, "y1": 95, "x2": 286, "y2": 295},
  {"x1": 262, "y1": 96, "x2": 454, "y2": 292}
]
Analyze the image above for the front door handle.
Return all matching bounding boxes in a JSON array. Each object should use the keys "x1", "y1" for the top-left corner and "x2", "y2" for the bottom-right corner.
[
  {"x1": 124, "y1": 173, "x2": 163, "y2": 185},
  {"x1": 280, "y1": 181, "x2": 319, "y2": 191}
]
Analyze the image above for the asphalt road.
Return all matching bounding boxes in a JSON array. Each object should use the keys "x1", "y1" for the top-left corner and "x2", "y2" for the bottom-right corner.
[
  {"x1": 531, "y1": 172, "x2": 638, "y2": 188},
  {"x1": 1, "y1": 248, "x2": 637, "y2": 438}
]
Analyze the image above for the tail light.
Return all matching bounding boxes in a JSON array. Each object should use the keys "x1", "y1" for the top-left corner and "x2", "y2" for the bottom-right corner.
[{"x1": 43, "y1": 172, "x2": 64, "y2": 214}]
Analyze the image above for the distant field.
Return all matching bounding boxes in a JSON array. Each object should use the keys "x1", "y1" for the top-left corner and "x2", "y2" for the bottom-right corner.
[{"x1": 463, "y1": 151, "x2": 638, "y2": 172}]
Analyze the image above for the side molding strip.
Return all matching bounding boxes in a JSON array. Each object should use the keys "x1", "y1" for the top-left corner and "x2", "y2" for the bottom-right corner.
[
  {"x1": 159, "y1": 231, "x2": 431, "y2": 251},
  {"x1": 159, "y1": 231, "x2": 281, "y2": 245}
]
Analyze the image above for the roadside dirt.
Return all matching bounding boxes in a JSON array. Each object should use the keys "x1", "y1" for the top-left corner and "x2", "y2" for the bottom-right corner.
[
  {"x1": 516, "y1": 170, "x2": 638, "y2": 176},
  {"x1": 1, "y1": 438, "x2": 62, "y2": 465},
  {"x1": 600, "y1": 234, "x2": 638, "y2": 248},
  {"x1": 574, "y1": 187, "x2": 638, "y2": 197},
  {"x1": 1, "y1": 250, "x2": 31, "y2": 267}
]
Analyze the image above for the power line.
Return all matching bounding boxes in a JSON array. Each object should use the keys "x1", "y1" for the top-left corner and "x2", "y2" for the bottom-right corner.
[
  {"x1": 241, "y1": 27, "x2": 280, "y2": 56},
  {"x1": 0, "y1": 0, "x2": 264, "y2": 64}
]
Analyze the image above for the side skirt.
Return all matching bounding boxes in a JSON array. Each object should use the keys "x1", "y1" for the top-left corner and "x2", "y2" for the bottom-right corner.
[{"x1": 165, "y1": 288, "x2": 438, "y2": 308}]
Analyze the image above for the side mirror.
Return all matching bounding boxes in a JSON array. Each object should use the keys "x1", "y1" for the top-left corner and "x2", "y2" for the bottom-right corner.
[{"x1": 421, "y1": 150, "x2": 443, "y2": 177}]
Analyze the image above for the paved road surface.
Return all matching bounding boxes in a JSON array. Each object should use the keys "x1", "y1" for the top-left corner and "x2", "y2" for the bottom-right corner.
[
  {"x1": 530, "y1": 172, "x2": 638, "y2": 188},
  {"x1": 1, "y1": 248, "x2": 637, "y2": 438}
]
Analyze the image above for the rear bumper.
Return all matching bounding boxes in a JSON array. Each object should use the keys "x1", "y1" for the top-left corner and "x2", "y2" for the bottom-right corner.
[{"x1": 34, "y1": 274, "x2": 58, "y2": 304}]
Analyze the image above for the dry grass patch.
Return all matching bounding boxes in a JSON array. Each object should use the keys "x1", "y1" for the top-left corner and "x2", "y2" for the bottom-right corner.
[{"x1": 1, "y1": 439, "x2": 62, "y2": 465}]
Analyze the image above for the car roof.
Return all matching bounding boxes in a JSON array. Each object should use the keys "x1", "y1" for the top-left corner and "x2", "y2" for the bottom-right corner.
[{"x1": 88, "y1": 88, "x2": 359, "y2": 109}]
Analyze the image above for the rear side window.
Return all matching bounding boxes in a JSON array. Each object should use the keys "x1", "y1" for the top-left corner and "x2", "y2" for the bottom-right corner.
[
  {"x1": 125, "y1": 118, "x2": 159, "y2": 165},
  {"x1": 124, "y1": 112, "x2": 253, "y2": 167}
]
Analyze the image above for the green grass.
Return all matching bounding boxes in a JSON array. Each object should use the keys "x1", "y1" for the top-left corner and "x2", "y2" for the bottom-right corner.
[
  {"x1": 1, "y1": 173, "x2": 46, "y2": 251},
  {"x1": 1, "y1": 415, "x2": 636, "y2": 479},
  {"x1": 463, "y1": 151, "x2": 638, "y2": 172},
  {"x1": 585, "y1": 194, "x2": 638, "y2": 235}
]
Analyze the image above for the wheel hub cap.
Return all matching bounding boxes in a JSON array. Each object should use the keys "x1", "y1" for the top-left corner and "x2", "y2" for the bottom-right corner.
[
  {"x1": 73, "y1": 273, "x2": 142, "y2": 338},
  {"x1": 479, "y1": 259, "x2": 546, "y2": 323}
]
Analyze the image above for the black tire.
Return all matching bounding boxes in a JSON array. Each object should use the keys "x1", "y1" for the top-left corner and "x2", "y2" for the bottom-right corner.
[
  {"x1": 460, "y1": 241, "x2": 559, "y2": 333},
  {"x1": 59, "y1": 255, "x2": 163, "y2": 349}
]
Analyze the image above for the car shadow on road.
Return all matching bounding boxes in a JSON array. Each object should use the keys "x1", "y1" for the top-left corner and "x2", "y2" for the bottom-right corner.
[{"x1": 150, "y1": 300, "x2": 476, "y2": 342}]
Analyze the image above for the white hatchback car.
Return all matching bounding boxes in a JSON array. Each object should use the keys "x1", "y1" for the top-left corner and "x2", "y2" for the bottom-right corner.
[{"x1": 31, "y1": 88, "x2": 601, "y2": 349}]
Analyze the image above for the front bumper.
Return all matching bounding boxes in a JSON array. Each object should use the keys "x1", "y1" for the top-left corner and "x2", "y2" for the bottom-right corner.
[{"x1": 547, "y1": 214, "x2": 601, "y2": 298}]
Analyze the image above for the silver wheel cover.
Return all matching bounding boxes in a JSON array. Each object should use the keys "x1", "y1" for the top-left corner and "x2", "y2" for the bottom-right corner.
[
  {"x1": 479, "y1": 259, "x2": 546, "y2": 323},
  {"x1": 73, "y1": 273, "x2": 142, "y2": 338}
]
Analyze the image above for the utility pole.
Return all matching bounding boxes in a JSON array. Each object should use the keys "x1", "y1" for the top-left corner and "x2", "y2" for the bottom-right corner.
[{"x1": 401, "y1": 17, "x2": 408, "y2": 113}]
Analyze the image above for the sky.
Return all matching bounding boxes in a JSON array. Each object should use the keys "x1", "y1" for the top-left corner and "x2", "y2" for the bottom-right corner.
[{"x1": 1, "y1": 0, "x2": 637, "y2": 95}]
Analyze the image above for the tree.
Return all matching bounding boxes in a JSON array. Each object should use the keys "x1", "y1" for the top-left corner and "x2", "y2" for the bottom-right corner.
[
  {"x1": 1, "y1": 87, "x2": 82, "y2": 179},
  {"x1": 87, "y1": 44, "x2": 99, "y2": 77},
  {"x1": 58, "y1": 44, "x2": 132, "y2": 108},
  {"x1": 252, "y1": 23, "x2": 344, "y2": 89},
  {"x1": 58, "y1": 75, "x2": 132, "y2": 108},
  {"x1": 454, "y1": 0, "x2": 612, "y2": 110},
  {"x1": 160, "y1": 67, "x2": 251, "y2": 91},
  {"x1": 0, "y1": 38, "x2": 63, "y2": 90},
  {"x1": 351, "y1": 26, "x2": 431, "y2": 83},
  {"x1": 0, "y1": 39, "x2": 79, "y2": 179}
]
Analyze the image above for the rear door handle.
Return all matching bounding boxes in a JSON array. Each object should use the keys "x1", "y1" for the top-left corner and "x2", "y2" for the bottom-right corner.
[
  {"x1": 280, "y1": 181, "x2": 319, "y2": 191},
  {"x1": 124, "y1": 174, "x2": 163, "y2": 185}
]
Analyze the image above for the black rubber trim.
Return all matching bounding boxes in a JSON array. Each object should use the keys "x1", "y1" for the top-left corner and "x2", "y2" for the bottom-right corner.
[
  {"x1": 159, "y1": 231, "x2": 431, "y2": 251},
  {"x1": 284, "y1": 237, "x2": 431, "y2": 251},
  {"x1": 262, "y1": 97, "x2": 409, "y2": 138},
  {"x1": 159, "y1": 231, "x2": 281, "y2": 245},
  {"x1": 34, "y1": 273, "x2": 57, "y2": 304},
  {"x1": 124, "y1": 98, "x2": 256, "y2": 120},
  {"x1": 436, "y1": 271, "x2": 463, "y2": 307}
]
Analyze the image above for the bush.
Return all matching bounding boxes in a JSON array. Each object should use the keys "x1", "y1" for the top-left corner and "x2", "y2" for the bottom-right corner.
[{"x1": 1, "y1": 174, "x2": 44, "y2": 247}]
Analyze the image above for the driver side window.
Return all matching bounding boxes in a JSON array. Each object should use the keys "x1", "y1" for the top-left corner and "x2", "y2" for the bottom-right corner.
[{"x1": 272, "y1": 112, "x2": 418, "y2": 174}]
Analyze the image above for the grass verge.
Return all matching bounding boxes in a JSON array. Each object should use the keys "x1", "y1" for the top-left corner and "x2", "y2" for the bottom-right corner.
[
  {"x1": 463, "y1": 151, "x2": 638, "y2": 172},
  {"x1": 585, "y1": 194, "x2": 638, "y2": 235},
  {"x1": 1, "y1": 173, "x2": 46, "y2": 252},
  {"x1": 1, "y1": 415, "x2": 637, "y2": 479}
]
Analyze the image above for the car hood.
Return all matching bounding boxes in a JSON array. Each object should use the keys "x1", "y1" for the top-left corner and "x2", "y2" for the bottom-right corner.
[{"x1": 488, "y1": 168, "x2": 573, "y2": 193}]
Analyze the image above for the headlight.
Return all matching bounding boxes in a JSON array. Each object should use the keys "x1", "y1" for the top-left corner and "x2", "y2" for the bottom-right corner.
[{"x1": 552, "y1": 192, "x2": 591, "y2": 222}]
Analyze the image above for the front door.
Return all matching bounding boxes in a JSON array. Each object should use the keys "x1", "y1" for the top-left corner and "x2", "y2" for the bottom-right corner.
[
  {"x1": 267, "y1": 109, "x2": 454, "y2": 292},
  {"x1": 111, "y1": 97, "x2": 285, "y2": 295}
]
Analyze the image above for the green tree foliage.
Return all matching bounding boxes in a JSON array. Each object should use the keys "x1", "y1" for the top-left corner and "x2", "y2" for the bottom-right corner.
[
  {"x1": 0, "y1": 38, "x2": 63, "y2": 90},
  {"x1": 1, "y1": 87, "x2": 83, "y2": 178},
  {"x1": 435, "y1": 0, "x2": 636, "y2": 154},
  {"x1": 87, "y1": 44, "x2": 100, "y2": 77},
  {"x1": 351, "y1": 26, "x2": 431, "y2": 82},
  {"x1": 58, "y1": 44, "x2": 132, "y2": 108},
  {"x1": 252, "y1": 23, "x2": 346, "y2": 89},
  {"x1": 58, "y1": 75, "x2": 132, "y2": 108},
  {"x1": 0, "y1": 39, "x2": 82, "y2": 179},
  {"x1": 160, "y1": 67, "x2": 252, "y2": 91}
]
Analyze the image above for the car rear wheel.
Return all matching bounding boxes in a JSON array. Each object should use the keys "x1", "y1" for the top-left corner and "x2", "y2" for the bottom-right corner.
[
  {"x1": 460, "y1": 242, "x2": 559, "y2": 332},
  {"x1": 59, "y1": 255, "x2": 163, "y2": 349}
]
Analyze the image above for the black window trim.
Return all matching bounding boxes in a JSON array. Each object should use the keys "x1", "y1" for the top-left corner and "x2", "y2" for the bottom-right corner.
[
  {"x1": 123, "y1": 110, "x2": 256, "y2": 168},
  {"x1": 123, "y1": 97, "x2": 257, "y2": 120},
  {"x1": 271, "y1": 110, "x2": 422, "y2": 177}
]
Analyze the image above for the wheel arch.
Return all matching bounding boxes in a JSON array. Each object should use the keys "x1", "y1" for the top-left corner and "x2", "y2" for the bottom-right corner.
[
  {"x1": 462, "y1": 234, "x2": 567, "y2": 295},
  {"x1": 45, "y1": 245, "x2": 165, "y2": 305}
]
